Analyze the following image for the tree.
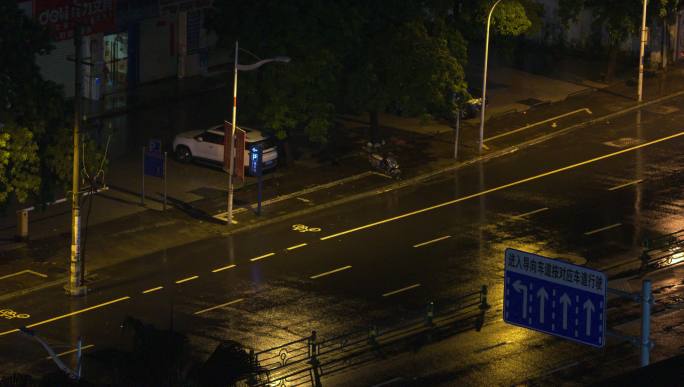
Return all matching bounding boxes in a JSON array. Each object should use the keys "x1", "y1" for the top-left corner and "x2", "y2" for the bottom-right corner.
[
  {"x1": 0, "y1": 2, "x2": 106, "y2": 207},
  {"x1": 342, "y1": 1, "x2": 469, "y2": 140},
  {"x1": 0, "y1": 124, "x2": 40, "y2": 205},
  {"x1": 205, "y1": 1, "x2": 533, "y2": 146},
  {"x1": 0, "y1": 2, "x2": 53, "y2": 207},
  {"x1": 558, "y1": 0, "x2": 678, "y2": 80},
  {"x1": 205, "y1": 0, "x2": 351, "y2": 146}
]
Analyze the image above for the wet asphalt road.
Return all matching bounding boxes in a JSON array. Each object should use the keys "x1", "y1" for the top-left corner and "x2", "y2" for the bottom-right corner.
[{"x1": 1, "y1": 104, "x2": 683, "y2": 383}]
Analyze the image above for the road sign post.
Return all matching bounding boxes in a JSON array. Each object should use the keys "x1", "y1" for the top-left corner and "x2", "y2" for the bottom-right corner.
[
  {"x1": 142, "y1": 140, "x2": 166, "y2": 210},
  {"x1": 250, "y1": 144, "x2": 263, "y2": 215},
  {"x1": 503, "y1": 248, "x2": 607, "y2": 347}
]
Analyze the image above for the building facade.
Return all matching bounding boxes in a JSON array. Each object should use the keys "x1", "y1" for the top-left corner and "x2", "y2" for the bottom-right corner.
[{"x1": 19, "y1": 0, "x2": 221, "y2": 100}]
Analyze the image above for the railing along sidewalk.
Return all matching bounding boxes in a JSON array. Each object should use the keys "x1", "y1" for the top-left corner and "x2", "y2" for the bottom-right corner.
[
  {"x1": 242, "y1": 285, "x2": 490, "y2": 386},
  {"x1": 640, "y1": 229, "x2": 684, "y2": 271}
]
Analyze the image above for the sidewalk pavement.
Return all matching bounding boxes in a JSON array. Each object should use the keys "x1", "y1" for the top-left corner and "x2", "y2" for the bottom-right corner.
[{"x1": 2, "y1": 56, "x2": 684, "y2": 300}]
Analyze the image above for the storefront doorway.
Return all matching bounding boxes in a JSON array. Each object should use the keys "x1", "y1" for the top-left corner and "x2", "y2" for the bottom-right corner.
[{"x1": 104, "y1": 32, "x2": 128, "y2": 94}]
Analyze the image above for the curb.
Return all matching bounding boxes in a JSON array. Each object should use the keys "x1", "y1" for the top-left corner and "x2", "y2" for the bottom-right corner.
[
  {"x1": 3, "y1": 87, "x2": 684, "y2": 303},
  {"x1": 218, "y1": 87, "x2": 684, "y2": 236}
]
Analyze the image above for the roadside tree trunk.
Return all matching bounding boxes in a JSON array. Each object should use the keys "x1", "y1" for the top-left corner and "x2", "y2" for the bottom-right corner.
[
  {"x1": 662, "y1": 18, "x2": 669, "y2": 70},
  {"x1": 369, "y1": 110, "x2": 379, "y2": 143},
  {"x1": 604, "y1": 45, "x2": 619, "y2": 83}
]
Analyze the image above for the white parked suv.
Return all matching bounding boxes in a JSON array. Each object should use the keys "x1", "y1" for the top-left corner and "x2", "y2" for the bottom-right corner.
[{"x1": 172, "y1": 124, "x2": 279, "y2": 173}]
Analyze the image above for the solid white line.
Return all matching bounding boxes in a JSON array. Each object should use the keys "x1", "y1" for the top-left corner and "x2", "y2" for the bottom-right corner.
[
  {"x1": 484, "y1": 108, "x2": 592, "y2": 143},
  {"x1": 608, "y1": 179, "x2": 643, "y2": 191},
  {"x1": 286, "y1": 243, "x2": 307, "y2": 251},
  {"x1": 584, "y1": 223, "x2": 622, "y2": 236},
  {"x1": 0, "y1": 269, "x2": 48, "y2": 281},
  {"x1": 382, "y1": 283, "x2": 421, "y2": 297},
  {"x1": 413, "y1": 235, "x2": 451, "y2": 248},
  {"x1": 46, "y1": 344, "x2": 95, "y2": 360},
  {"x1": 514, "y1": 207, "x2": 549, "y2": 218},
  {"x1": 8, "y1": 297, "x2": 131, "y2": 334},
  {"x1": 142, "y1": 286, "x2": 163, "y2": 294},
  {"x1": 175, "y1": 275, "x2": 199, "y2": 284},
  {"x1": 212, "y1": 264, "x2": 237, "y2": 273},
  {"x1": 212, "y1": 171, "x2": 377, "y2": 219},
  {"x1": 319, "y1": 131, "x2": 684, "y2": 242},
  {"x1": 310, "y1": 265, "x2": 352, "y2": 279},
  {"x1": 250, "y1": 253, "x2": 275, "y2": 262},
  {"x1": 194, "y1": 298, "x2": 244, "y2": 315}
]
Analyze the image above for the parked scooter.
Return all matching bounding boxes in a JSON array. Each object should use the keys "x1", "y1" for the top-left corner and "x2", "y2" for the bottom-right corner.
[{"x1": 366, "y1": 142, "x2": 402, "y2": 180}]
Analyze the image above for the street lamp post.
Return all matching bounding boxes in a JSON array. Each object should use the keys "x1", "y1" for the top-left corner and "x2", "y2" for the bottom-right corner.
[
  {"x1": 637, "y1": 0, "x2": 648, "y2": 103},
  {"x1": 226, "y1": 41, "x2": 290, "y2": 225},
  {"x1": 479, "y1": 0, "x2": 503, "y2": 153}
]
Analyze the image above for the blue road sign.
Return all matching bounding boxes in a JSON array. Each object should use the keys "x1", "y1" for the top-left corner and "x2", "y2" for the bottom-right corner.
[
  {"x1": 249, "y1": 145, "x2": 263, "y2": 177},
  {"x1": 144, "y1": 151, "x2": 164, "y2": 178},
  {"x1": 148, "y1": 139, "x2": 162, "y2": 154},
  {"x1": 503, "y1": 248, "x2": 606, "y2": 348}
]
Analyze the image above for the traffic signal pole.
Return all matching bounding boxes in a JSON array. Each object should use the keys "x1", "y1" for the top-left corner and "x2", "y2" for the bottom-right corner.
[{"x1": 68, "y1": 25, "x2": 86, "y2": 296}]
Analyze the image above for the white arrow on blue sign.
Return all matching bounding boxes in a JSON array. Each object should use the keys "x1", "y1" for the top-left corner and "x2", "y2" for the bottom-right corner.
[{"x1": 503, "y1": 248, "x2": 606, "y2": 347}]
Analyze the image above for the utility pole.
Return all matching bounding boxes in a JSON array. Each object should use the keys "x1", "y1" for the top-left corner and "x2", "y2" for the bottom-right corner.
[{"x1": 68, "y1": 25, "x2": 87, "y2": 296}]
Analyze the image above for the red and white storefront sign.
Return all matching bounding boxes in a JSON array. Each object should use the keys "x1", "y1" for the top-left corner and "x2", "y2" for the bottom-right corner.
[{"x1": 33, "y1": 0, "x2": 116, "y2": 41}]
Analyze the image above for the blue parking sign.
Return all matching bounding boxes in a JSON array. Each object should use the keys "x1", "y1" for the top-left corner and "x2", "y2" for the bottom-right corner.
[
  {"x1": 503, "y1": 248, "x2": 606, "y2": 347},
  {"x1": 144, "y1": 151, "x2": 164, "y2": 178},
  {"x1": 249, "y1": 144, "x2": 263, "y2": 177}
]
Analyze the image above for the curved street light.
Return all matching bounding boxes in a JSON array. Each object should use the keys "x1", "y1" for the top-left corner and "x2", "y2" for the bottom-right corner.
[
  {"x1": 478, "y1": 0, "x2": 503, "y2": 153},
  {"x1": 227, "y1": 41, "x2": 290, "y2": 225}
]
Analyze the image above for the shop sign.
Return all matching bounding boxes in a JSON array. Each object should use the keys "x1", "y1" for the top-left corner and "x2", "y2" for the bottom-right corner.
[{"x1": 34, "y1": 0, "x2": 117, "y2": 41}]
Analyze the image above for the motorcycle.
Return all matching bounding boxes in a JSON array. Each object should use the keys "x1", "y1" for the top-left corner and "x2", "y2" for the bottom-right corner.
[{"x1": 366, "y1": 142, "x2": 402, "y2": 180}]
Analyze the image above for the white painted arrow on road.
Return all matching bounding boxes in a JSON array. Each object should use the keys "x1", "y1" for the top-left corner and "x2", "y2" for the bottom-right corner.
[
  {"x1": 536, "y1": 287, "x2": 549, "y2": 323},
  {"x1": 559, "y1": 293, "x2": 572, "y2": 330},
  {"x1": 583, "y1": 299, "x2": 595, "y2": 335},
  {"x1": 513, "y1": 280, "x2": 528, "y2": 319}
]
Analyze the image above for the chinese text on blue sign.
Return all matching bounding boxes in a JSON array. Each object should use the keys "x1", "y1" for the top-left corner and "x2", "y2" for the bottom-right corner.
[
  {"x1": 249, "y1": 145, "x2": 263, "y2": 176},
  {"x1": 503, "y1": 248, "x2": 606, "y2": 347}
]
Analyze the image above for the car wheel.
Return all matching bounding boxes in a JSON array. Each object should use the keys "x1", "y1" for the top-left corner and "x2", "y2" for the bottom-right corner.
[{"x1": 175, "y1": 146, "x2": 192, "y2": 163}]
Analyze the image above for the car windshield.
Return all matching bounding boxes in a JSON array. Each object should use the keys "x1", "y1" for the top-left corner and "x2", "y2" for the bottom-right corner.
[{"x1": 252, "y1": 137, "x2": 276, "y2": 150}]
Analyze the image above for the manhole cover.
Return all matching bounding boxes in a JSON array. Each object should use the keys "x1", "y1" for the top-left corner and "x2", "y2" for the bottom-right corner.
[
  {"x1": 517, "y1": 98, "x2": 545, "y2": 106},
  {"x1": 603, "y1": 137, "x2": 643, "y2": 148}
]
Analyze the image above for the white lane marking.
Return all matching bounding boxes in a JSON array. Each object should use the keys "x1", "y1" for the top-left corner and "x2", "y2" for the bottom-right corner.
[
  {"x1": 212, "y1": 171, "x2": 378, "y2": 220},
  {"x1": 584, "y1": 223, "x2": 622, "y2": 236},
  {"x1": 175, "y1": 275, "x2": 199, "y2": 284},
  {"x1": 194, "y1": 298, "x2": 244, "y2": 315},
  {"x1": 320, "y1": 131, "x2": 684, "y2": 242},
  {"x1": 0, "y1": 269, "x2": 48, "y2": 280},
  {"x1": 412, "y1": 235, "x2": 451, "y2": 248},
  {"x1": 250, "y1": 253, "x2": 276, "y2": 262},
  {"x1": 484, "y1": 108, "x2": 592, "y2": 143},
  {"x1": 608, "y1": 179, "x2": 643, "y2": 191},
  {"x1": 286, "y1": 243, "x2": 307, "y2": 251},
  {"x1": 514, "y1": 207, "x2": 549, "y2": 219},
  {"x1": 142, "y1": 286, "x2": 163, "y2": 294},
  {"x1": 382, "y1": 283, "x2": 421, "y2": 297},
  {"x1": 212, "y1": 264, "x2": 237, "y2": 273},
  {"x1": 310, "y1": 265, "x2": 352, "y2": 279}
]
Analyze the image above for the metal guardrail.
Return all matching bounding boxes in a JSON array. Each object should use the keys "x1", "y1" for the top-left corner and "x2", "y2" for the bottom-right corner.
[
  {"x1": 239, "y1": 285, "x2": 490, "y2": 386},
  {"x1": 640, "y1": 230, "x2": 684, "y2": 271}
]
